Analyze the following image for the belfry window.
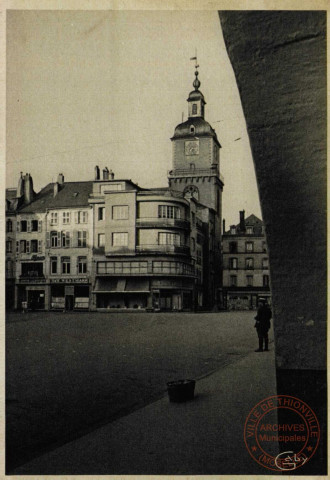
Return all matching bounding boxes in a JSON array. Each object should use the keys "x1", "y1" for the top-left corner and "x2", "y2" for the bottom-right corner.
[{"x1": 192, "y1": 104, "x2": 197, "y2": 115}]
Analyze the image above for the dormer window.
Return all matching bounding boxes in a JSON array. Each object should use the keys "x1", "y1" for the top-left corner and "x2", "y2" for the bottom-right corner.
[
  {"x1": 190, "y1": 125, "x2": 195, "y2": 134},
  {"x1": 192, "y1": 104, "x2": 197, "y2": 115},
  {"x1": 230, "y1": 226, "x2": 236, "y2": 235}
]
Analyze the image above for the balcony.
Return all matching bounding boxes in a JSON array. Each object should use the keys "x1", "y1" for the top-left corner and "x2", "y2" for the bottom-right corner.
[
  {"x1": 136, "y1": 244, "x2": 190, "y2": 256},
  {"x1": 168, "y1": 167, "x2": 224, "y2": 183},
  {"x1": 136, "y1": 217, "x2": 190, "y2": 229}
]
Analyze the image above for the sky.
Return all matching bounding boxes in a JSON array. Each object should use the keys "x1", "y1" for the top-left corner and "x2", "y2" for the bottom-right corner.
[{"x1": 6, "y1": 10, "x2": 262, "y2": 226}]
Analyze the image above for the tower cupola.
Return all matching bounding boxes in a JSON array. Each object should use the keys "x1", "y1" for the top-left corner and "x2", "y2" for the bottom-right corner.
[{"x1": 187, "y1": 68, "x2": 206, "y2": 119}]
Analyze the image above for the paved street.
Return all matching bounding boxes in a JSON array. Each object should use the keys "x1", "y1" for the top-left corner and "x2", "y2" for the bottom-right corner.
[{"x1": 6, "y1": 310, "x2": 272, "y2": 471}]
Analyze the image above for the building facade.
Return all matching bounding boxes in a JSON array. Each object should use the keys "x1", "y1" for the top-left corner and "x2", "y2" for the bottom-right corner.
[
  {"x1": 6, "y1": 67, "x2": 224, "y2": 312},
  {"x1": 222, "y1": 211, "x2": 271, "y2": 310}
]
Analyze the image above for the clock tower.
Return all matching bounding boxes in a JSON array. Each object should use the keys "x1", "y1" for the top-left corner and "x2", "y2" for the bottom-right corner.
[{"x1": 168, "y1": 66, "x2": 223, "y2": 213}]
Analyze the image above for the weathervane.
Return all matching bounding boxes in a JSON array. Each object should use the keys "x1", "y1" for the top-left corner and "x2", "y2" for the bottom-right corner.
[
  {"x1": 190, "y1": 49, "x2": 199, "y2": 71},
  {"x1": 190, "y1": 49, "x2": 201, "y2": 91}
]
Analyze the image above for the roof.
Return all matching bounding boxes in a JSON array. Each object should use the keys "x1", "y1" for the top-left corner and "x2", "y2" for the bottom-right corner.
[
  {"x1": 18, "y1": 181, "x2": 94, "y2": 213},
  {"x1": 172, "y1": 117, "x2": 221, "y2": 146},
  {"x1": 187, "y1": 89, "x2": 205, "y2": 102},
  {"x1": 225, "y1": 214, "x2": 264, "y2": 235}
]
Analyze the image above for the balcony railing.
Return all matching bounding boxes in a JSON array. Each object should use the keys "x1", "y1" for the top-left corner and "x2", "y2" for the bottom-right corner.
[
  {"x1": 136, "y1": 217, "x2": 190, "y2": 229},
  {"x1": 136, "y1": 244, "x2": 190, "y2": 256}
]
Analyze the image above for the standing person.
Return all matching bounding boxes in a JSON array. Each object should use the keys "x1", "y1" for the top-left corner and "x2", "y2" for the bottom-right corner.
[{"x1": 254, "y1": 298, "x2": 272, "y2": 352}]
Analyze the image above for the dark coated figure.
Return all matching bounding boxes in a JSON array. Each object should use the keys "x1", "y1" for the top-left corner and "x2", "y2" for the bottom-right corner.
[{"x1": 254, "y1": 298, "x2": 272, "y2": 352}]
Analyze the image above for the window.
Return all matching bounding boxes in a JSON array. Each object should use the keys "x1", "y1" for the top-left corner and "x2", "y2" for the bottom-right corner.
[
  {"x1": 20, "y1": 220, "x2": 27, "y2": 232},
  {"x1": 78, "y1": 231, "x2": 87, "y2": 247},
  {"x1": 190, "y1": 125, "x2": 195, "y2": 134},
  {"x1": 78, "y1": 257, "x2": 87, "y2": 274},
  {"x1": 262, "y1": 242, "x2": 267, "y2": 252},
  {"x1": 246, "y1": 226, "x2": 253, "y2": 234},
  {"x1": 196, "y1": 249, "x2": 202, "y2": 265},
  {"x1": 62, "y1": 212, "x2": 70, "y2": 224},
  {"x1": 247, "y1": 275, "x2": 254, "y2": 286},
  {"x1": 62, "y1": 231, "x2": 71, "y2": 247},
  {"x1": 158, "y1": 205, "x2": 181, "y2": 219},
  {"x1": 51, "y1": 231, "x2": 59, "y2": 248},
  {"x1": 31, "y1": 220, "x2": 38, "y2": 231},
  {"x1": 50, "y1": 212, "x2": 58, "y2": 225},
  {"x1": 31, "y1": 239, "x2": 38, "y2": 253},
  {"x1": 229, "y1": 242, "x2": 237, "y2": 253},
  {"x1": 20, "y1": 240, "x2": 27, "y2": 253},
  {"x1": 192, "y1": 103, "x2": 197, "y2": 115},
  {"x1": 263, "y1": 275, "x2": 270, "y2": 287},
  {"x1": 158, "y1": 232, "x2": 180, "y2": 246},
  {"x1": 97, "y1": 261, "x2": 148, "y2": 274},
  {"x1": 112, "y1": 232, "x2": 128, "y2": 246},
  {"x1": 246, "y1": 258, "x2": 254, "y2": 269},
  {"x1": 98, "y1": 207, "x2": 105, "y2": 221},
  {"x1": 230, "y1": 226, "x2": 236, "y2": 235},
  {"x1": 112, "y1": 205, "x2": 129, "y2": 220},
  {"x1": 98, "y1": 233, "x2": 105, "y2": 247},
  {"x1": 229, "y1": 258, "x2": 238, "y2": 269},
  {"x1": 51, "y1": 257, "x2": 57, "y2": 274},
  {"x1": 191, "y1": 237, "x2": 196, "y2": 252},
  {"x1": 76, "y1": 211, "x2": 88, "y2": 224},
  {"x1": 6, "y1": 240, "x2": 12, "y2": 253},
  {"x1": 6, "y1": 220, "x2": 12, "y2": 232},
  {"x1": 191, "y1": 212, "x2": 195, "y2": 225},
  {"x1": 61, "y1": 257, "x2": 71, "y2": 274},
  {"x1": 246, "y1": 242, "x2": 253, "y2": 252},
  {"x1": 230, "y1": 275, "x2": 237, "y2": 286},
  {"x1": 262, "y1": 258, "x2": 269, "y2": 269}
]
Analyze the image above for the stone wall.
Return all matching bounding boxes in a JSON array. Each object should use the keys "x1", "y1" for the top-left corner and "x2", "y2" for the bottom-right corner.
[{"x1": 220, "y1": 11, "x2": 326, "y2": 371}]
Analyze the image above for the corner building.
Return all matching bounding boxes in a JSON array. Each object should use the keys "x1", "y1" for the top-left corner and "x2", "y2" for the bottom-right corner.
[{"x1": 8, "y1": 67, "x2": 223, "y2": 312}]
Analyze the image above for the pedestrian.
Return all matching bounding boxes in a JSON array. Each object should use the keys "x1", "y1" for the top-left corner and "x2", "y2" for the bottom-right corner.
[{"x1": 254, "y1": 298, "x2": 272, "y2": 352}]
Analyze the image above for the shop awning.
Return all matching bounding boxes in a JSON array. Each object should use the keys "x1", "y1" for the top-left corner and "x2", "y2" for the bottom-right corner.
[
  {"x1": 93, "y1": 278, "x2": 118, "y2": 293},
  {"x1": 125, "y1": 279, "x2": 150, "y2": 292},
  {"x1": 93, "y1": 278, "x2": 150, "y2": 293}
]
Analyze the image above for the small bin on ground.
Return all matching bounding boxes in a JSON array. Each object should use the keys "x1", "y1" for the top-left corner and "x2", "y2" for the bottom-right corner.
[{"x1": 167, "y1": 379, "x2": 196, "y2": 402}]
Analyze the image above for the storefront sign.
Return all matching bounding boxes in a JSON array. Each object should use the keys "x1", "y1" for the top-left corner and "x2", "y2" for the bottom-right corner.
[
  {"x1": 50, "y1": 278, "x2": 89, "y2": 284},
  {"x1": 18, "y1": 278, "x2": 46, "y2": 284}
]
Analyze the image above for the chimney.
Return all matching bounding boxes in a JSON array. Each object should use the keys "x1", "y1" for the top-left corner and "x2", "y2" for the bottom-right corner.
[
  {"x1": 54, "y1": 182, "x2": 59, "y2": 197},
  {"x1": 239, "y1": 210, "x2": 246, "y2": 232},
  {"x1": 17, "y1": 172, "x2": 24, "y2": 197},
  {"x1": 94, "y1": 165, "x2": 100, "y2": 180},
  {"x1": 24, "y1": 173, "x2": 35, "y2": 204},
  {"x1": 109, "y1": 169, "x2": 114, "y2": 180},
  {"x1": 103, "y1": 167, "x2": 109, "y2": 180},
  {"x1": 57, "y1": 173, "x2": 64, "y2": 185},
  {"x1": 222, "y1": 219, "x2": 226, "y2": 234}
]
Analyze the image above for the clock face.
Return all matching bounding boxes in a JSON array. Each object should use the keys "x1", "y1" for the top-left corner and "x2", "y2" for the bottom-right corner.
[{"x1": 185, "y1": 140, "x2": 199, "y2": 156}]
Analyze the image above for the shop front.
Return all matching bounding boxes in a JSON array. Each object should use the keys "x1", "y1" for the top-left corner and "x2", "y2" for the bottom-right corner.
[{"x1": 50, "y1": 278, "x2": 90, "y2": 310}]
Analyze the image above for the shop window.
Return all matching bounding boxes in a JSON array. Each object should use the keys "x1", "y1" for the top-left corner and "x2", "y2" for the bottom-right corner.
[
  {"x1": 98, "y1": 233, "x2": 105, "y2": 247},
  {"x1": 229, "y1": 258, "x2": 238, "y2": 269},
  {"x1": 246, "y1": 258, "x2": 254, "y2": 269},
  {"x1": 78, "y1": 257, "x2": 87, "y2": 274},
  {"x1": 112, "y1": 232, "x2": 128, "y2": 246},
  {"x1": 112, "y1": 205, "x2": 128, "y2": 220},
  {"x1": 61, "y1": 257, "x2": 71, "y2": 274},
  {"x1": 51, "y1": 257, "x2": 57, "y2": 274},
  {"x1": 6, "y1": 220, "x2": 12, "y2": 232},
  {"x1": 98, "y1": 207, "x2": 105, "y2": 220},
  {"x1": 229, "y1": 242, "x2": 237, "y2": 253},
  {"x1": 246, "y1": 242, "x2": 253, "y2": 252},
  {"x1": 77, "y1": 231, "x2": 87, "y2": 247}
]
